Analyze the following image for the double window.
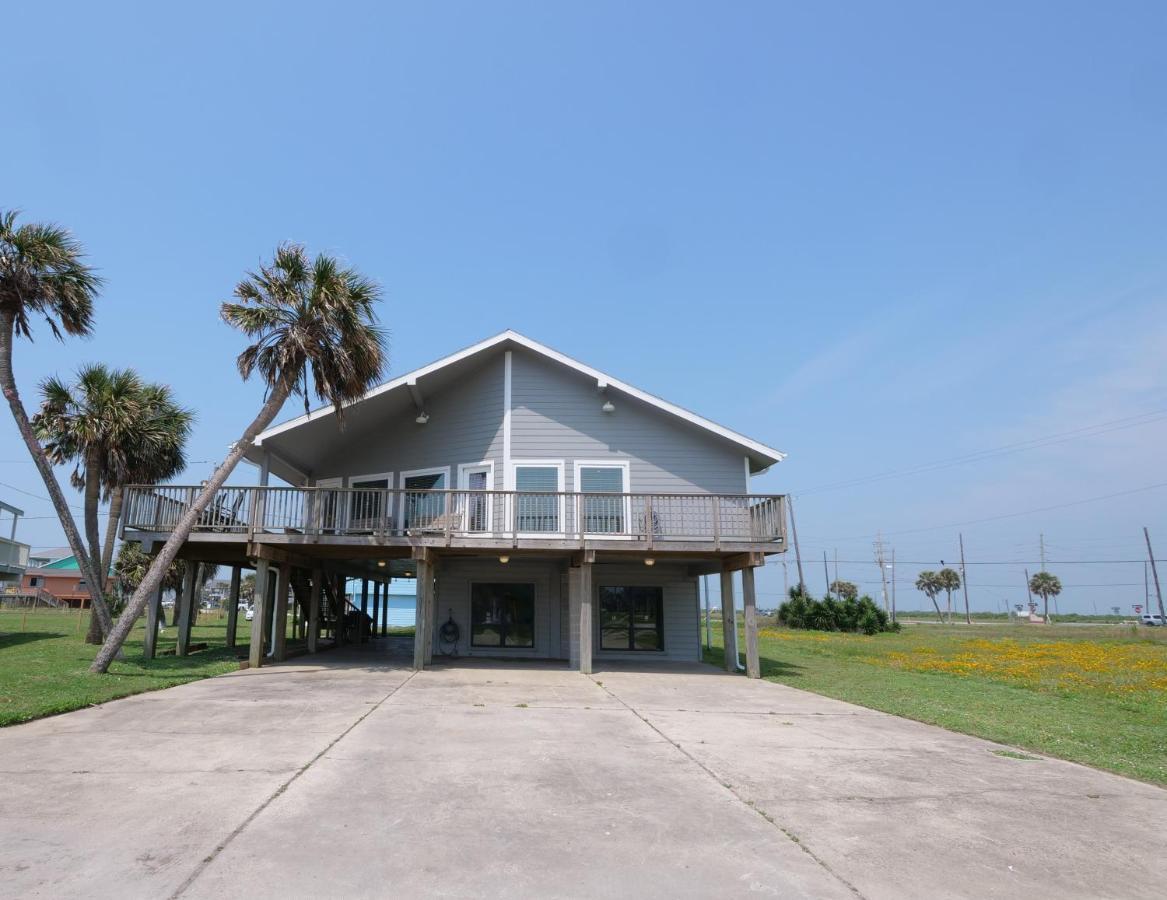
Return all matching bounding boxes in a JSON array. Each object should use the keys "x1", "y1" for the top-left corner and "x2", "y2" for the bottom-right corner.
[
  {"x1": 471, "y1": 583, "x2": 535, "y2": 648},
  {"x1": 599, "y1": 586, "x2": 664, "y2": 651}
]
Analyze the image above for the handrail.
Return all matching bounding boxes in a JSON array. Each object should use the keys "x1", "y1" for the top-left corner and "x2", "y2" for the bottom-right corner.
[{"x1": 120, "y1": 485, "x2": 787, "y2": 545}]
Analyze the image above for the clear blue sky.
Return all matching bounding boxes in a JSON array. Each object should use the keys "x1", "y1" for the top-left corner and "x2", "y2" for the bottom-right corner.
[{"x1": 3, "y1": 1, "x2": 1165, "y2": 614}]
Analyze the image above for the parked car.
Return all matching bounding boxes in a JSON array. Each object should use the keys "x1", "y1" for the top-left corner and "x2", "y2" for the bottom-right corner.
[
  {"x1": 244, "y1": 607, "x2": 255, "y2": 622},
  {"x1": 1139, "y1": 613, "x2": 1165, "y2": 626}
]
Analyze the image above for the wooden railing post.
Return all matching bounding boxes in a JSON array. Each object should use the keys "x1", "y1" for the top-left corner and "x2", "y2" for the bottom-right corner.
[
  {"x1": 711, "y1": 496, "x2": 722, "y2": 551},
  {"x1": 644, "y1": 495, "x2": 654, "y2": 550}
]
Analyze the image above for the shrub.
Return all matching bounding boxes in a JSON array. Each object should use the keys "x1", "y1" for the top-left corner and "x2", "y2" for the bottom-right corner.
[{"x1": 777, "y1": 587, "x2": 899, "y2": 634}]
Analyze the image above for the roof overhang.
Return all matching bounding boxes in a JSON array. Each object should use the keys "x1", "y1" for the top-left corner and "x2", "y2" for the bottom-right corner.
[{"x1": 247, "y1": 330, "x2": 785, "y2": 482}]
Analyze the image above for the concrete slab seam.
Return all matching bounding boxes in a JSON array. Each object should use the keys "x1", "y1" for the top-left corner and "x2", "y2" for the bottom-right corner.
[
  {"x1": 166, "y1": 671, "x2": 418, "y2": 899},
  {"x1": 589, "y1": 675, "x2": 866, "y2": 900}
]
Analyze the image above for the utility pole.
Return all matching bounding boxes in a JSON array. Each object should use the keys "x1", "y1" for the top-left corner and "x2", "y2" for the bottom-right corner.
[
  {"x1": 1040, "y1": 533, "x2": 1046, "y2": 571},
  {"x1": 959, "y1": 533, "x2": 971, "y2": 625},
  {"x1": 823, "y1": 551, "x2": 831, "y2": 598},
  {"x1": 890, "y1": 546, "x2": 897, "y2": 623},
  {"x1": 834, "y1": 548, "x2": 839, "y2": 585},
  {"x1": 787, "y1": 496, "x2": 805, "y2": 591},
  {"x1": 1144, "y1": 527, "x2": 1165, "y2": 621},
  {"x1": 874, "y1": 533, "x2": 890, "y2": 614}
]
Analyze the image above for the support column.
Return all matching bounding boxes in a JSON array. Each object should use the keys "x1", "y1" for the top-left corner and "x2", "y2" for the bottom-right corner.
[
  {"x1": 177, "y1": 563, "x2": 197, "y2": 657},
  {"x1": 273, "y1": 564, "x2": 291, "y2": 662},
  {"x1": 413, "y1": 558, "x2": 433, "y2": 670},
  {"x1": 371, "y1": 581, "x2": 380, "y2": 640},
  {"x1": 307, "y1": 568, "x2": 322, "y2": 653},
  {"x1": 569, "y1": 560, "x2": 593, "y2": 674},
  {"x1": 720, "y1": 569, "x2": 737, "y2": 673},
  {"x1": 249, "y1": 560, "x2": 270, "y2": 668},
  {"x1": 381, "y1": 581, "x2": 389, "y2": 636},
  {"x1": 424, "y1": 561, "x2": 437, "y2": 665},
  {"x1": 742, "y1": 566, "x2": 760, "y2": 679},
  {"x1": 225, "y1": 566, "x2": 241, "y2": 649},
  {"x1": 144, "y1": 584, "x2": 164, "y2": 660},
  {"x1": 360, "y1": 579, "x2": 369, "y2": 643}
]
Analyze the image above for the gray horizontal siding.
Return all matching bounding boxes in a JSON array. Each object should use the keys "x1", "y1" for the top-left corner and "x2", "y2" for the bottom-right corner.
[
  {"x1": 314, "y1": 353, "x2": 505, "y2": 487},
  {"x1": 510, "y1": 349, "x2": 748, "y2": 494}
]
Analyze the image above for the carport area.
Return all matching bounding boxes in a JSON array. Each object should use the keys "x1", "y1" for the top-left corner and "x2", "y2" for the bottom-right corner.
[{"x1": 1, "y1": 649, "x2": 1164, "y2": 899}]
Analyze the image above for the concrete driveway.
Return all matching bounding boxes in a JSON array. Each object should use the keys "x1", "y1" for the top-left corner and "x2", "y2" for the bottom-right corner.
[{"x1": 1, "y1": 647, "x2": 1164, "y2": 899}]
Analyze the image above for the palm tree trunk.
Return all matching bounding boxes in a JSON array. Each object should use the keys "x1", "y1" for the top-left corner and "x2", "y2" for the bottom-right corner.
[
  {"x1": 91, "y1": 381, "x2": 294, "y2": 673},
  {"x1": 100, "y1": 485, "x2": 124, "y2": 592},
  {"x1": 930, "y1": 594, "x2": 944, "y2": 623},
  {"x1": 0, "y1": 310, "x2": 112, "y2": 636},
  {"x1": 82, "y1": 448, "x2": 106, "y2": 644}
]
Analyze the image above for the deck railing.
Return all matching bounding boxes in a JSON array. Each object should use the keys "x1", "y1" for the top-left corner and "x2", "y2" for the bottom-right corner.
[
  {"x1": 0, "y1": 536, "x2": 31, "y2": 572},
  {"x1": 122, "y1": 486, "x2": 787, "y2": 546}
]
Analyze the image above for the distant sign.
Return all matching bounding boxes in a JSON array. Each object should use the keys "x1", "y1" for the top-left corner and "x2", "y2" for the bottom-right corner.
[{"x1": 1134, "y1": 605, "x2": 1143, "y2": 614}]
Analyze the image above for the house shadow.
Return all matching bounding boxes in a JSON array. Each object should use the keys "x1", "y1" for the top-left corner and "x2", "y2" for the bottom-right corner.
[
  {"x1": 0, "y1": 631, "x2": 60, "y2": 650},
  {"x1": 701, "y1": 644, "x2": 806, "y2": 679}
]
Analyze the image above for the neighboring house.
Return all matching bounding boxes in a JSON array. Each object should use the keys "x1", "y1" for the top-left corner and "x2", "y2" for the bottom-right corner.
[
  {"x1": 0, "y1": 501, "x2": 31, "y2": 586},
  {"x1": 122, "y1": 331, "x2": 787, "y2": 674},
  {"x1": 20, "y1": 554, "x2": 113, "y2": 608}
]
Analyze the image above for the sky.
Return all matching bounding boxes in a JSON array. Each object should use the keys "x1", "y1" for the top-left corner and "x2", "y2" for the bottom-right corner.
[{"x1": 3, "y1": 1, "x2": 1166, "y2": 615}]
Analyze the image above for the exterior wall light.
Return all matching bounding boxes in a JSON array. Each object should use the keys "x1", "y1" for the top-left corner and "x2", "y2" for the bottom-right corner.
[
  {"x1": 601, "y1": 400, "x2": 615, "y2": 413},
  {"x1": 415, "y1": 412, "x2": 430, "y2": 424},
  {"x1": 644, "y1": 557, "x2": 655, "y2": 566},
  {"x1": 377, "y1": 560, "x2": 386, "y2": 567},
  {"x1": 499, "y1": 555, "x2": 510, "y2": 564}
]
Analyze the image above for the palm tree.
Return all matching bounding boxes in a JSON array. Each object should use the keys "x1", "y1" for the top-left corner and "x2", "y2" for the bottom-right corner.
[
  {"x1": 829, "y1": 580, "x2": 859, "y2": 602},
  {"x1": 915, "y1": 570, "x2": 946, "y2": 623},
  {"x1": 1028, "y1": 571, "x2": 1062, "y2": 623},
  {"x1": 0, "y1": 210, "x2": 108, "y2": 633},
  {"x1": 98, "y1": 383, "x2": 193, "y2": 588},
  {"x1": 91, "y1": 244, "x2": 386, "y2": 672},
  {"x1": 937, "y1": 568, "x2": 962, "y2": 623},
  {"x1": 33, "y1": 365, "x2": 146, "y2": 642}
]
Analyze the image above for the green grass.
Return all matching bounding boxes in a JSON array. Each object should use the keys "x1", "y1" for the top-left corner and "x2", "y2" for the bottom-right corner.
[
  {"x1": 705, "y1": 623, "x2": 1167, "y2": 786},
  {"x1": 0, "y1": 607, "x2": 251, "y2": 727}
]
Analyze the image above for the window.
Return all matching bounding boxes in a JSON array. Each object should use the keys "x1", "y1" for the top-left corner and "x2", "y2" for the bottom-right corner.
[
  {"x1": 471, "y1": 583, "x2": 535, "y2": 648},
  {"x1": 599, "y1": 586, "x2": 663, "y2": 651},
  {"x1": 401, "y1": 467, "x2": 449, "y2": 529},
  {"x1": 575, "y1": 461, "x2": 630, "y2": 534},
  {"x1": 348, "y1": 473, "x2": 392, "y2": 529},
  {"x1": 511, "y1": 462, "x2": 563, "y2": 533},
  {"x1": 29, "y1": 576, "x2": 40, "y2": 587}
]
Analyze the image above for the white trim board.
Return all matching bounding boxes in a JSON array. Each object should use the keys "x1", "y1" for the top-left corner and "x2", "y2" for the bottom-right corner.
[{"x1": 254, "y1": 331, "x2": 785, "y2": 466}]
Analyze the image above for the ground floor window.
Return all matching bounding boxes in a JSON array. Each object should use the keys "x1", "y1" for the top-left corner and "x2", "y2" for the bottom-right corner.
[
  {"x1": 599, "y1": 586, "x2": 664, "y2": 651},
  {"x1": 471, "y1": 583, "x2": 535, "y2": 648}
]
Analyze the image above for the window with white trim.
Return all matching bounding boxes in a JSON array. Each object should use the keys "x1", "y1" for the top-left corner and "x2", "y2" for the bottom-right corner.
[
  {"x1": 511, "y1": 462, "x2": 563, "y2": 533},
  {"x1": 575, "y1": 461, "x2": 630, "y2": 534},
  {"x1": 401, "y1": 467, "x2": 449, "y2": 529},
  {"x1": 348, "y1": 473, "x2": 392, "y2": 530}
]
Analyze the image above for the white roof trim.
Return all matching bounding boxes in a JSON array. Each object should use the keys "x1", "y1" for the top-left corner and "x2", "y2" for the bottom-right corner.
[{"x1": 255, "y1": 330, "x2": 786, "y2": 463}]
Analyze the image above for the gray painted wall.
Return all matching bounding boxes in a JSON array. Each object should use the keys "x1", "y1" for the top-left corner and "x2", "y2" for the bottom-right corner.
[{"x1": 433, "y1": 558, "x2": 699, "y2": 663}]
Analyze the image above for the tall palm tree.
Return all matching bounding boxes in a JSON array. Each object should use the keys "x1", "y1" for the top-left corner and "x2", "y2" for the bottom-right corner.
[
  {"x1": 33, "y1": 365, "x2": 146, "y2": 641},
  {"x1": 915, "y1": 570, "x2": 946, "y2": 623},
  {"x1": 1028, "y1": 571, "x2": 1062, "y2": 623},
  {"x1": 91, "y1": 243, "x2": 386, "y2": 672},
  {"x1": 0, "y1": 210, "x2": 108, "y2": 633},
  {"x1": 98, "y1": 383, "x2": 194, "y2": 588},
  {"x1": 937, "y1": 567, "x2": 962, "y2": 624}
]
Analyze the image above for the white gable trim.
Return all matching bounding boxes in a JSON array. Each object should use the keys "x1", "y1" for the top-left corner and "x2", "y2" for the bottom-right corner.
[{"x1": 255, "y1": 330, "x2": 786, "y2": 464}]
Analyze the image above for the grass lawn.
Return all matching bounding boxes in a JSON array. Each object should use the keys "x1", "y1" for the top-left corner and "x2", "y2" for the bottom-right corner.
[
  {"x1": 0, "y1": 607, "x2": 251, "y2": 727},
  {"x1": 705, "y1": 622, "x2": 1167, "y2": 786}
]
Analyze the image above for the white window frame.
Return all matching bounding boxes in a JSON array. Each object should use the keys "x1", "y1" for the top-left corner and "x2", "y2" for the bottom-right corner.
[
  {"x1": 573, "y1": 459, "x2": 631, "y2": 538},
  {"x1": 347, "y1": 471, "x2": 394, "y2": 531},
  {"x1": 399, "y1": 466, "x2": 452, "y2": 530},
  {"x1": 312, "y1": 476, "x2": 345, "y2": 532},
  {"x1": 457, "y1": 461, "x2": 495, "y2": 534},
  {"x1": 508, "y1": 459, "x2": 565, "y2": 537}
]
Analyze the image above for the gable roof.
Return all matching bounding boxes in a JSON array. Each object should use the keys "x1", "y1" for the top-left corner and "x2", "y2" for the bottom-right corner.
[{"x1": 252, "y1": 330, "x2": 785, "y2": 475}]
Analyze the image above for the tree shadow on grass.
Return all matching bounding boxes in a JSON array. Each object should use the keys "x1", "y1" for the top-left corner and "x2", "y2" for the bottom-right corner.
[{"x1": 0, "y1": 631, "x2": 60, "y2": 649}]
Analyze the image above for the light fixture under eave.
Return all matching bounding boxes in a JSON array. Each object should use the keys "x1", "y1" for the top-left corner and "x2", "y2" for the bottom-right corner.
[
  {"x1": 403, "y1": 571, "x2": 412, "y2": 578},
  {"x1": 377, "y1": 560, "x2": 386, "y2": 568},
  {"x1": 499, "y1": 555, "x2": 510, "y2": 564},
  {"x1": 644, "y1": 557, "x2": 655, "y2": 567},
  {"x1": 415, "y1": 411, "x2": 430, "y2": 425},
  {"x1": 601, "y1": 400, "x2": 615, "y2": 413}
]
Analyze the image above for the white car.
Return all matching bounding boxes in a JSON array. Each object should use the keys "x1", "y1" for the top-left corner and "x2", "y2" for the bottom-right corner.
[
  {"x1": 1140, "y1": 613, "x2": 1165, "y2": 626},
  {"x1": 244, "y1": 607, "x2": 255, "y2": 622}
]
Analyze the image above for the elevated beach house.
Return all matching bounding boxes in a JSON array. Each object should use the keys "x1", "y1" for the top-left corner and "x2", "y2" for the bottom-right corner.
[{"x1": 121, "y1": 332, "x2": 787, "y2": 675}]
